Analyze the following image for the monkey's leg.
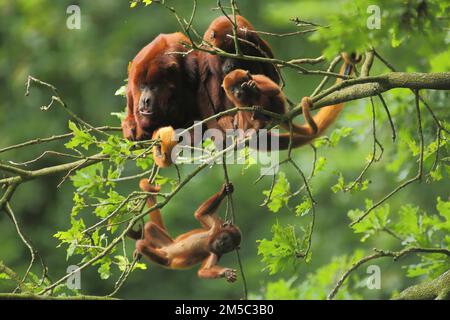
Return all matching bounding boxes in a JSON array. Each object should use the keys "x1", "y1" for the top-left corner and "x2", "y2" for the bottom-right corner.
[
  {"x1": 144, "y1": 222, "x2": 173, "y2": 248},
  {"x1": 136, "y1": 240, "x2": 170, "y2": 266},
  {"x1": 194, "y1": 184, "x2": 230, "y2": 229}
]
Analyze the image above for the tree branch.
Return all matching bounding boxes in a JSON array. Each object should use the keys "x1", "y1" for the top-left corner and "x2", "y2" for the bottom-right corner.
[
  {"x1": 394, "y1": 269, "x2": 450, "y2": 300},
  {"x1": 327, "y1": 247, "x2": 450, "y2": 300},
  {"x1": 309, "y1": 72, "x2": 450, "y2": 110}
]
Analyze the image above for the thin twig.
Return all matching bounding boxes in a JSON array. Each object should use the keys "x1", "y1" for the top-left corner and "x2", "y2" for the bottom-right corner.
[
  {"x1": 350, "y1": 90, "x2": 424, "y2": 226},
  {"x1": 0, "y1": 126, "x2": 120, "y2": 154},
  {"x1": 344, "y1": 97, "x2": 381, "y2": 191},
  {"x1": 222, "y1": 152, "x2": 248, "y2": 300},
  {"x1": 5, "y1": 202, "x2": 48, "y2": 292},
  {"x1": 377, "y1": 94, "x2": 396, "y2": 142},
  {"x1": 26, "y1": 76, "x2": 110, "y2": 137}
]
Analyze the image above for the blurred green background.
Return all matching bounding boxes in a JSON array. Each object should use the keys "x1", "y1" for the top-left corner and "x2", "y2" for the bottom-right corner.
[{"x1": 0, "y1": 0, "x2": 448, "y2": 299}]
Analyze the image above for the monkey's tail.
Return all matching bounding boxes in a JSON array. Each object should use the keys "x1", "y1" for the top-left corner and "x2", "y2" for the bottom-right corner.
[
  {"x1": 266, "y1": 53, "x2": 360, "y2": 150},
  {"x1": 138, "y1": 179, "x2": 165, "y2": 230},
  {"x1": 309, "y1": 53, "x2": 358, "y2": 135}
]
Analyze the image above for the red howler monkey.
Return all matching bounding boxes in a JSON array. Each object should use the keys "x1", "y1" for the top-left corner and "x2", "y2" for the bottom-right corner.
[
  {"x1": 122, "y1": 33, "x2": 199, "y2": 141},
  {"x1": 222, "y1": 53, "x2": 360, "y2": 150},
  {"x1": 128, "y1": 179, "x2": 241, "y2": 282},
  {"x1": 197, "y1": 15, "x2": 280, "y2": 132}
]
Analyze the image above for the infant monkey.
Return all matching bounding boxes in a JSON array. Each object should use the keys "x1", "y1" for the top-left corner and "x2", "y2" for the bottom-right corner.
[{"x1": 129, "y1": 179, "x2": 241, "y2": 282}]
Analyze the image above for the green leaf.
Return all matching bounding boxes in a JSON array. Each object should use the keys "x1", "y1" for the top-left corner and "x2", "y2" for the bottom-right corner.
[
  {"x1": 265, "y1": 278, "x2": 299, "y2": 300},
  {"x1": 262, "y1": 172, "x2": 291, "y2": 213},
  {"x1": 257, "y1": 222, "x2": 301, "y2": 275},
  {"x1": 295, "y1": 198, "x2": 312, "y2": 217},
  {"x1": 136, "y1": 154, "x2": 154, "y2": 170},
  {"x1": 98, "y1": 260, "x2": 111, "y2": 280},
  {"x1": 71, "y1": 163, "x2": 105, "y2": 196},
  {"x1": 295, "y1": 250, "x2": 365, "y2": 300},
  {"x1": 71, "y1": 192, "x2": 85, "y2": 217},
  {"x1": 0, "y1": 273, "x2": 11, "y2": 280},
  {"x1": 331, "y1": 173, "x2": 345, "y2": 193},
  {"x1": 348, "y1": 200, "x2": 390, "y2": 242},
  {"x1": 436, "y1": 197, "x2": 450, "y2": 231},
  {"x1": 329, "y1": 127, "x2": 353, "y2": 147},
  {"x1": 314, "y1": 156, "x2": 327, "y2": 174},
  {"x1": 114, "y1": 85, "x2": 127, "y2": 97},
  {"x1": 99, "y1": 135, "x2": 132, "y2": 167},
  {"x1": 64, "y1": 121, "x2": 96, "y2": 151}
]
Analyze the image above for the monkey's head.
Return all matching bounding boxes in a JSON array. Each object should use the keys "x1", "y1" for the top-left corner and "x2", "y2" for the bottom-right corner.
[
  {"x1": 152, "y1": 126, "x2": 178, "y2": 168},
  {"x1": 222, "y1": 69, "x2": 259, "y2": 106},
  {"x1": 209, "y1": 224, "x2": 242, "y2": 256},
  {"x1": 135, "y1": 59, "x2": 185, "y2": 134},
  {"x1": 205, "y1": 15, "x2": 251, "y2": 49}
]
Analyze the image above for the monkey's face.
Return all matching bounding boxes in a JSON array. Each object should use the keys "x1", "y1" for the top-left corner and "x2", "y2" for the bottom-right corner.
[
  {"x1": 138, "y1": 84, "x2": 157, "y2": 117},
  {"x1": 223, "y1": 69, "x2": 258, "y2": 106},
  {"x1": 136, "y1": 62, "x2": 183, "y2": 132},
  {"x1": 210, "y1": 227, "x2": 242, "y2": 255}
]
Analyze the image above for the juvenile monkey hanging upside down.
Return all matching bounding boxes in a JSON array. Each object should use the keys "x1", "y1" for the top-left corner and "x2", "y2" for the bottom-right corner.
[{"x1": 128, "y1": 179, "x2": 241, "y2": 282}]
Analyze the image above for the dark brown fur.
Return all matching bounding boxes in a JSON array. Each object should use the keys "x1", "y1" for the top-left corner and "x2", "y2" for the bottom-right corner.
[{"x1": 122, "y1": 33, "x2": 199, "y2": 141}]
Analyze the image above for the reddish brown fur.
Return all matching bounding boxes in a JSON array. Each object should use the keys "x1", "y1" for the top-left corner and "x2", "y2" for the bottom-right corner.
[
  {"x1": 222, "y1": 53, "x2": 360, "y2": 150},
  {"x1": 122, "y1": 33, "x2": 199, "y2": 141},
  {"x1": 129, "y1": 180, "x2": 241, "y2": 282},
  {"x1": 151, "y1": 126, "x2": 178, "y2": 168},
  {"x1": 197, "y1": 15, "x2": 280, "y2": 132}
]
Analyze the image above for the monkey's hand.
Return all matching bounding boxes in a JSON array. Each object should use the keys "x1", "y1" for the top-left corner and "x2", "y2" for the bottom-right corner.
[
  {"x1": 251, "y1": 105, "x2": 270, "y2": 122},
  {"x1": 241, "y1": 79, "x2": 258, "y2": 94},
  {"x1": 122, "y1": 117, "x2": 138, "y2": 141},
  {"x1": 132, "y1": 249, "x2": 142, "y2": 261},
  {"x1": 223, "y1": 182, "x2": 234, "y2": 195},
  {"x1": 222, "y1": 220, "x2": 232, "y2": 228},
  {"x1": 223, "y1": 268, "x2": 237, "y2": 283}
]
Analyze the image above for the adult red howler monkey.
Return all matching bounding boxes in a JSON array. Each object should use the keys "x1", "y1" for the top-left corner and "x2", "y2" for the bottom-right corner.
[
  {"x1": 122, "y1": 33, "x2": 199, "y2": 141},
  {"x1": 222, "y1": 53, "x2": 361, "y2": 150},
  {"x1": 197, "y1": 15, "x2": 280, "y2": 132},
  {"x1": 128, "y1": 179, "x2": 241, "y2": 282}
]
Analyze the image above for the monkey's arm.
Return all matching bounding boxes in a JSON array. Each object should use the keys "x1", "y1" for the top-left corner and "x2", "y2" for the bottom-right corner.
[
  {"x1": 122, "y1": 89, "x2": 138, "y2": 140},
  {"x1": 197, "y1": 253, "x2": 237, "y2": 282},
  {"x1": 194, "y1": 183, "x2": 233, "y2": 229},
  {"x1": 251, "y1": 74, "x2": 281, "y2": 97}
]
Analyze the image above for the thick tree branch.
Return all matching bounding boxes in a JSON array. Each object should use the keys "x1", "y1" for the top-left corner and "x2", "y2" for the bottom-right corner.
[
  {"x1": 327, "y1": 247, "x2": 450, "y2": 300},
  {"x1": 0, "y1": 293, "x2": 118, "y2": 300},
  {"x1": 394, "y1": 270, "x2": 450, "y2": 300},
  {"x1": 306, "y1": 72, "x2": 450, "y2": 112}
]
